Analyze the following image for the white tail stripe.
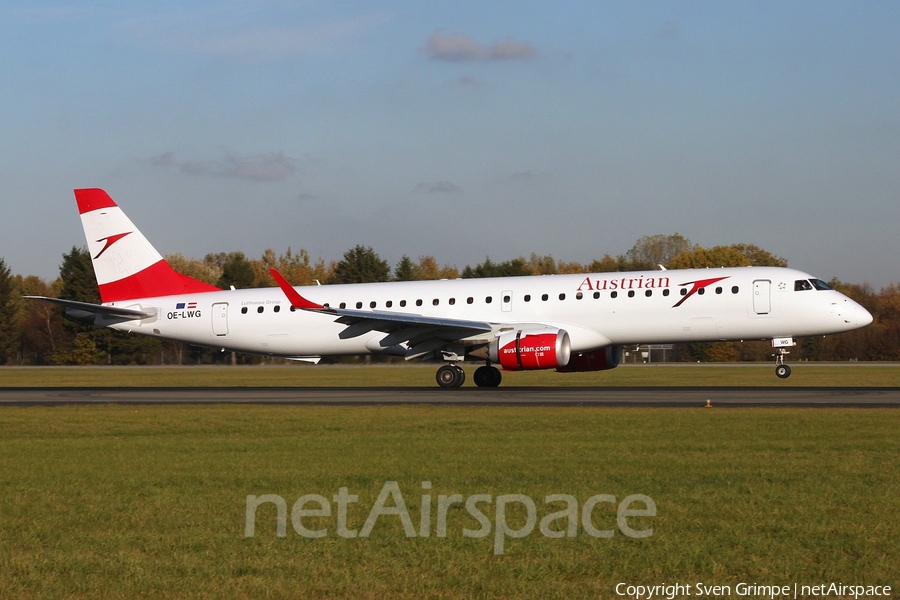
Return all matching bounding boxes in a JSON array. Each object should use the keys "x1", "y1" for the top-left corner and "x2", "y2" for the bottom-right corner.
[{"x1": 80, "y1": 206, "x2": 162, "y2": 286}]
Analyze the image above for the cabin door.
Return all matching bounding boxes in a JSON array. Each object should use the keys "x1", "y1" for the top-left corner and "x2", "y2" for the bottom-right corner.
[{"x1": 753, "y1": 280, "x2": 771, "y2": 314}]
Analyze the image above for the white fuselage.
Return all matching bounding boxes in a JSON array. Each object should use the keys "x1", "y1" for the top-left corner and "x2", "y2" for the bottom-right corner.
[{"x1": 101, "y1": 266, "x2": 872, "y2": 359}]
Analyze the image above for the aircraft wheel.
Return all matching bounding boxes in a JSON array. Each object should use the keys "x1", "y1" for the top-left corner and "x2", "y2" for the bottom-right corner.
[
  {"x1": 453, "y1": 365, "x2": 466, "y2": 387},
  {"x1": 437, "y1": 364, "x2": 465, "y2": 388},
  {"x1": 474, "y1": 366, "x2": 502, "y2": 387},
  {"x1": 473, "y1": 366, "x2": 487, "y2": 387},
  {"x1": 775, "y1": 364, "x2": 792, "y2": 379},
  {"x1": 486, "y1": 366, "x2": 502, "y2": 387}
]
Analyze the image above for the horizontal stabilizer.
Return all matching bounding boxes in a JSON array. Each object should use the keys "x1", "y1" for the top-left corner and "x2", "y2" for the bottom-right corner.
[{"x1": 24, "y1": 296, "x2": 156, "y2": 319}]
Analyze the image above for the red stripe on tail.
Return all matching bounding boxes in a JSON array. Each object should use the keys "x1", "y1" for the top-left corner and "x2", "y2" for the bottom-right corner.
[
  {"x1": 98, "y1": 259, "x2": 220, "y2": 303},
  {"x1": 75, "y1": 188, "x2": 118, "y2": 214}
]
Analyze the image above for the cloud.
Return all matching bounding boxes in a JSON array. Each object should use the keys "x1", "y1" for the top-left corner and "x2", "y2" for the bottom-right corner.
[
  {"x1": 412, "y1": 181, "x2": 463, "y2": 194},
  {"x1": 423, "y1": 32, "x2": 536, "y2": 62},
  {"x1": 145, "y1": 151, "x2": 297, "y2": 181}
]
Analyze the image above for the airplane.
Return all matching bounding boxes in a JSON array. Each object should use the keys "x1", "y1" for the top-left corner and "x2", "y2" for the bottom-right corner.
[{"x1": 27, "y1": 188, "x2": 873, "y2": 387}]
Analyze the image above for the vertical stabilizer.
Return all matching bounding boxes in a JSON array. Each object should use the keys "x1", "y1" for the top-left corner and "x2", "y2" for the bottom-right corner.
[{"x1": 75, "y1": 188, "x2": 220, "y2": 302}]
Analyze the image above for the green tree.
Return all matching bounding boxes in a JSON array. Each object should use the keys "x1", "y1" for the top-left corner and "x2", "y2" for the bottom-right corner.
[
  {"x1": 625, "y1": 234, "x2": 693, "y2": 270},
  {"x1": 331, "y1": 246, "x2": 390, "y2": 284},
  {"x1": 58, "y1": 247, "x2": 101, "y2": 305},
  {"x1": 668, "y1": 244, "x2": 788, "y2": 269},
  {"x1": 393, "y1": 255, "x2": 458, "y2": 281},
  {"x1": 586, "y1": 254, "x2": 628, "y2": 273},
  {"x1": 394, "y1": 255, "x2": 417, "y2": 281},
  {"x1": 13, "y1": 275, "x2": 64, "y2": 364},
  {"x1": 0, "y1": 258, "x2": 18, "y2": 363},
  {"x1": 216, "y1": 252, "x2": 256, "y2": 289},
  {"x1": 462, "y1": 257, "x2": 532, "y2": 278},
  {"x1": 165, "y1": 253, "x2": 223, "y2": 285}
]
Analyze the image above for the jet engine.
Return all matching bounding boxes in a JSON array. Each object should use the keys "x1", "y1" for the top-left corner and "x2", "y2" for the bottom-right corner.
[
  {"x1": 556, "y1": 345, "x2": 622, "y2": 372},
  {"x1": 489, "y1": 328, "x2": 571, "y2": 371}
]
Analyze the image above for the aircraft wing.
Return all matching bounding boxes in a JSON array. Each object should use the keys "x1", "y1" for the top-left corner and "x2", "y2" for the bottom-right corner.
[
  {"x1": 24, "y1": 296, "x2": 156, "y2": 319},
  {"x1": 269, "y1": 269, "x2": 494, "y2": 359}
]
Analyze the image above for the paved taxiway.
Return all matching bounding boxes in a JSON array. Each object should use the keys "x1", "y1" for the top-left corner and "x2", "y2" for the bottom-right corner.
[{"x1": 1, "y1": 387, "x2": 898, "y2": 407}]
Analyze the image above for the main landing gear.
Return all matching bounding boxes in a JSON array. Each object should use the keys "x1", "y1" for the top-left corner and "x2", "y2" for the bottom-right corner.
[
  {"x1": 473, "y1": 365, "x2": 502, "y2": 388},
  {"x1": 435, "y1": 363, "x2": 503, "y2": 388},
  {"x1": 436, "y1": 364, "x2": 466, "y2": 388},
  {"x1": 773, "y1": 348, "x2": 792, "y2": 379}
]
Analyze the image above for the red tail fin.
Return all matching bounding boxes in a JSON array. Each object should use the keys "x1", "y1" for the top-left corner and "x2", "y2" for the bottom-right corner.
[{"x1": 76, "y1": 188, "x2": 221, "y2": 302}]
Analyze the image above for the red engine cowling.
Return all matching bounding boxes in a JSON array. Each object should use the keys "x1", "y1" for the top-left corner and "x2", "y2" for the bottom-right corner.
[
  {"x1": 490, "y1": 328, "x2": 571, "y2": 371},
  {"x1": 556, "y1": 346, "x2": 622, "y2": 372}
]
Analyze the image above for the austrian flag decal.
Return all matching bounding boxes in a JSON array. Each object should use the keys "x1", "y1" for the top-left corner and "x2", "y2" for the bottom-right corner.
[{"x1": 176, "y1": 302, "x2": 198, "y2": 310}]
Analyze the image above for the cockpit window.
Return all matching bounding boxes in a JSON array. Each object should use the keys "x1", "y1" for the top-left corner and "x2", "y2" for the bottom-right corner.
[
  {"x1": 794, "y1": 280, "x2": 813, "y2": 291},
  {"x1": 810, "y1": 278, "x2": 833, "y2": 291}
]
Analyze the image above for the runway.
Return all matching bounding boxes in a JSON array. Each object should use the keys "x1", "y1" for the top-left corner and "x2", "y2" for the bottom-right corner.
[{"x1": 1, "y1": 386, "x2": 898, "y2": 407}]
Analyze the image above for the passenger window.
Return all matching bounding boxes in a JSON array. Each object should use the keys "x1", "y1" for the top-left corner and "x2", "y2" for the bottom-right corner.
[
  {"x1": 541, "y1": 294, "x2": 549, "y2": 301},
  {"x1": 274, "y1": 305, "x2": 281, "y2": 312},
  {"x1": 433, "y1": 299, "x2": 439, "y2": 306},
  {"x1": 503, "y1": 295, "x2": 511, "y2": 303},
  {"x1": 593, "y1": 292, "x2": 600, "y2": 299},
  {"x1": 524, "y1": 295, "x2": 531, "y2": 302},
  {"x1": 449, "y1": 298, "x2": 455, "y2": 305},
  {"x1": 356, "y1": 302, "x2": 363, "y2": 309},
  {"x1": 715, "y1": 287, "x2": 722, "y2": 294},
  {"x1": 680, "y1": 288, "x2": 688, "y2": 296},
  {"x1": 732, "y1": 286, "x2": 739, "y2": 294},
  {"x1": 466, "y1": 297, "x2": 474, "y2": 304},
  {"x1": 576, "y1": 292, "x2": 583, "y2": 300},
  {"x1": 386, "y1": 300, "x2": 392, "y2": 308},
  {"x1": 241, "y1": 307, "x2": 248, "y2": 314},
  {"x1": 645, "y1": 290, "x2": 652, "y2": 297},
  {"x1": 559, "y1": 293, "x2": 566, "y2": 301},
  {"x1": 663, "y1": 289, "x2": 670, "y2": 297},
  {"x1": 611, "y1": 291, "x2": 618, "y2": 298},
  {"x1": 257, "y1": 306, "x2": 264, "y2": 313},
  {"x1": 400, "y1": 300, "x2": 407, "y2": 307},
  {"x1": 416, "y1": 299, "x2": 423, "y2": 307},
  {"x1": 628, "y1": 290, "x2": 635, "y2": 298},
  {"x1": 485, "y1": 297, "x2": 492, "y2": 304},
  {"x1": 698, "y1": 288, "x2": 705, "y2": 295},
  {"x1": 339, "y1": 302, "x2": 347, "y2": 309}
]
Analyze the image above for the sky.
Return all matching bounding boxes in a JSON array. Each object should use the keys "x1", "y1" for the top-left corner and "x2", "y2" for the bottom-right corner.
[{"x1": 2, "y1": 1, "x2": 899, "y2": 289}]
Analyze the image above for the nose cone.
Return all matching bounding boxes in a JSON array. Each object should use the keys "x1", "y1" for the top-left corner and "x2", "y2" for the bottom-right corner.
[{"x1": 834, "y1": 297, "x2": 873, "y2": 329}]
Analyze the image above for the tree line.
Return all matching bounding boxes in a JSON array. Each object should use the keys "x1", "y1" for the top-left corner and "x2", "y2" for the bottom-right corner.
[{"x1": 1, "y1": 234, "x2": 897, "y2": 365}]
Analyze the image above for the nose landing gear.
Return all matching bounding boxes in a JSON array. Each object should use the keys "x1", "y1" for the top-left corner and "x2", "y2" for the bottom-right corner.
[{"x1": 773, "y1": 348, "x2": 792, "y2": 379}]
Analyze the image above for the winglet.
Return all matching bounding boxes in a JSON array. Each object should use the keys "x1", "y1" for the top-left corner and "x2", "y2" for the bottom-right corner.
[{"x1": 269, "y1": 269, "x2": 324, "y2": 310}]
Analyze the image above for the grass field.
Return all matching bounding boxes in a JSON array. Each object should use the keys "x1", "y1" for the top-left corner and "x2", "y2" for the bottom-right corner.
[
  {"x1": 1, "y1": 403, "x2": 898, "y2": 599},
  {"x1": 1, "y1": 362, "x2": 899, "y2": 387}
]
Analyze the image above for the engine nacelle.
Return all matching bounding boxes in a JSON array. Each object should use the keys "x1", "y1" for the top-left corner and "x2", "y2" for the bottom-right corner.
[
  {"x1": 556, "y1": 346, "x2": 622, "y2": 372},
  {"x1": 489, "y1": 328, "x2": 571, "y2": 371}
]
